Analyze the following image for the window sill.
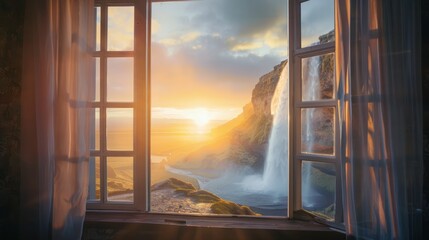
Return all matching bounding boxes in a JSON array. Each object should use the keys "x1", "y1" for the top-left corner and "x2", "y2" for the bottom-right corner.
[{"x1": 83, "y1": 211, "x2": 346, "y2": 240}]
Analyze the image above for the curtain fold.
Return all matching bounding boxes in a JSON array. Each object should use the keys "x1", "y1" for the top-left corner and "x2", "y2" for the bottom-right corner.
[
  {"x1": 21, "y1": 0, "x2": 94, "y2": 239},
  {"x1": 335, "y1": 0, "x2": 422, "y2": 239}
]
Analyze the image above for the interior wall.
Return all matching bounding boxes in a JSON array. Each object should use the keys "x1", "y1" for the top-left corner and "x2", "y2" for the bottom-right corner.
[{"x1": 0, "y1": 0, "x2": 24, "y2": 238}]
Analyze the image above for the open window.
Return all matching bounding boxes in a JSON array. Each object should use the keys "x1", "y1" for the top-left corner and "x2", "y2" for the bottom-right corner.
[
  {"x1": 150, "y1": 0, "x2": 289, "y2": 217},
  {"x1": 87, "y1": 0, "x2": 342, "y2": 225},
  {"x1": 87, "y1": 0, "x2": 147, "y2": 210},
  {"x1": 290, "y1": 0, "x2": 341, "y2": 223}
]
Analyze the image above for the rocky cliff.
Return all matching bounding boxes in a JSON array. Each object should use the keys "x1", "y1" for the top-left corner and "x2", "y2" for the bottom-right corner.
[
  {"x1": 251, "y1": 60, "x2": 288, "y2": 117},
  {"x1": 176, "y1": 30, "x2": 335, "y2": 173},
  {"x1": 175, "y1": 61, "x2": 288, "y2": 173}
]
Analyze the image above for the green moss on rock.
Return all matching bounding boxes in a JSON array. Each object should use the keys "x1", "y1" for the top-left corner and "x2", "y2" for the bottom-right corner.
[{"x1": 211, "y1": 200, "x2": 258, "y2": 216}]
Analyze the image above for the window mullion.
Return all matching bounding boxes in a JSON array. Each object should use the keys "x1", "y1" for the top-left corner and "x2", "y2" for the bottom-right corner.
[
  {"x1": 100, "y1": 2, "x2": 108, "y2": 205},
  {"x1": 293, "y1": 55, "x2": 302, "y2": 212},
  {"x1": 134, "y1": 0, "x2": 149, "y2": 212},
  {"x1": 295, "y1": 43, "x2": 335, "y2": 57},
  {"x1": 288, "y1": 0, "x2": 298, "y2": 219}
]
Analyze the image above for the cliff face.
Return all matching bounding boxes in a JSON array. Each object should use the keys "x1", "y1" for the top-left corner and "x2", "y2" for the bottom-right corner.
[
  {"x1": 224, "y1": 60, "x2": 288, "y2": 169},
  {"x1": 178, "y1": 30, "x2": 335, "y2": 173},
  {"x1": 251, "y1": 60, "x2": 288, "y2": 117},
  {"x1": 178, "y1": 61, "x2": 288, "y2": 172}
]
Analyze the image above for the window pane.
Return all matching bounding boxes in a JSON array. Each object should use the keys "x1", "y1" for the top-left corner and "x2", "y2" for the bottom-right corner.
[
  {"x1": 96, "y1": 7, "x2": 100, "y2": 51},
  {"x1": 88, "y1": 157, "x2": 100, "y2": 201},
  {"x1": 107, "y1": 157, "x2": 134, "y2": 202},
  {"x1": 151, "y1": 0, "x2": 288, "y2": 216},
  {"x1": 301, "y1": 161, "x2": 335, "y2": 220},
  {"x1": 301, "y1": 53, "x2": 334, "y2": 101},
  {"x1": 90, "y1": 108, "x2": 100, "y2": 151},
  {"x1": 107, "y1": 58, "x2": 134, "y2": 102},
  {"x1": 95, "y1": 57, "x2": 100, "y2": 102},
  {"x1": 108, "y1": 6, "x2": 134, "y2": 51},
  {"x1": 106, "y1": 108, "x2": 133, "y2": 150},
  {"x1": 301, "y1": 107, "x2": 334, "y2": 155},
  {"x1": 300, "y1": 0, "x2": 334, "y2": 48}
]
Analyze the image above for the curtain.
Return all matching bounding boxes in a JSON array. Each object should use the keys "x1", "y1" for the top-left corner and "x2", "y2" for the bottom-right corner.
[
  {"x1": 20, "y1": 0, "x2": 94, "y2": 239},
  {"x1": 335, "y1": 0, "x2": 422, "y2": 239}
]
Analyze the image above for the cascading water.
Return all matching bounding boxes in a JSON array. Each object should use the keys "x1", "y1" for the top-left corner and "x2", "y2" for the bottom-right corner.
[
  {"x1": 261, "y1": 63, "x2": 289, "y2": 197},
  {"x1": 301, "y1": 54, "x2": 321, "y2": 207}
]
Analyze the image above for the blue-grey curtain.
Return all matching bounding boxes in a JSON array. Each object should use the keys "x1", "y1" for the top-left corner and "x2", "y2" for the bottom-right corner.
[
  {"x1": 335, "y1": 0, "x2": 422, "y2": 239},
  {"x1": 21, "y1": 0, "x2": 94, "y2": 239}
]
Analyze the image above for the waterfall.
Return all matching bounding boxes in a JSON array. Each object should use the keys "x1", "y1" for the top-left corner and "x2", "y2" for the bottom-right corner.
[
  {"x1": 261, "y1": 63, "x2": 289, "y2": 197},
  {"x1": 301, "y1": 54, "x2": 321, "y2": 207}
]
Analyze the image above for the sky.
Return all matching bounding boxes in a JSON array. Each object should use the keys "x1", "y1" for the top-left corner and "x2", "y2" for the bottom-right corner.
[
  {"x1": 102, "y1": 0, "x2": 334, "y2": 122},
  {"x1": 151, "y1": 0, "x2": 288, "y2": 112}
]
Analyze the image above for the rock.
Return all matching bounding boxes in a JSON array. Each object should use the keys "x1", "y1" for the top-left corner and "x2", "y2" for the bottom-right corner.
[
  {"x1": 151, "y1": 177, "x2": 196, "y2": 192},
  {"x1": 252, "y1": 60, "x2": 288, "y2": 117},
  {"x1": 319, "y1": 30, "x2": 334, "y2": 44},
  {"x1": 211, "y1": 200, "x2": 257, "y2": 215},
  {"x1": 150, "y1": 178, "x2": 258, "y2": 216}
]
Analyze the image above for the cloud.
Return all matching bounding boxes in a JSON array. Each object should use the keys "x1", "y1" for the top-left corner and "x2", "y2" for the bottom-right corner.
[
  {"x1": 151, "y1": 36, "x2": 282, "y2": 108},
  {"x1": 201, "y1": 0, "x2": 287, "y2": 38},
  {"x1": 107, "y1": 58, "x2": 133, "y2": 101},
  {"x1": 183, "y1": 0, "x2": 288, "y2": 56},
  {"x1": 150, "y1": 0, "x2": 289, "y2": 108},
  {"x1": 152, "y1": 19, "x2": 159, "y2": 34},
  {"x1": 263, "y1": 25, "x2": 288, "y2": 48},
  {"x1": 159, "y1": 38, "x2": 179, "y2": 46},
  {"x1": 152, "y1": 107, "x2": 241, "y2": 121},
  {"x1": 108, "y1": 6, "x2": 134, "y2": 50},
  {"x1": 159, "y1": 31, "x2": 201, "y2": 46},
  {"x1": 300, "y1": 0, "x2": 334, "y2": 46},
  {"x1": 229, "y1": 40, "x2": 263, "y2": 52},
  {"x1": 180, "y1": 31, "x2": 201, "y2": 42}
]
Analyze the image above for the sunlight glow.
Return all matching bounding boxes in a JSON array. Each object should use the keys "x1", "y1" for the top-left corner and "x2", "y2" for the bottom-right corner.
[{"x1": 191, "y1": 108, "x2": 211, "y2": 127}]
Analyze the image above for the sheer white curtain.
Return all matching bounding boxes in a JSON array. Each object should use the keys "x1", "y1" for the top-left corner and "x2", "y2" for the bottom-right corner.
[
  {"x1": 20, "y1": 0, "x2": 94, "y2": 239},
  {"x1": 335, "y1": 0, "x2": 422, "y2": 239}
]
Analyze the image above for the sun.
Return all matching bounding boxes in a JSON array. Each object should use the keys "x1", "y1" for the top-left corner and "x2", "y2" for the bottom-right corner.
[{"x1": 191, "y1": 108, "x2": 211, "y2": 127}]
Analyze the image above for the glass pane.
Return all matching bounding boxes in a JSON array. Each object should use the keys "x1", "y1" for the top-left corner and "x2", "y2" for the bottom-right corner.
[
  {"x1": 301, "y1": 0, "x2": 334, "y2": 48},
  {"x1": 95, "y1": 57, "x2": 100, "y2": 102},
  {"x1": 107, "y1": 157, "x2": 134, "y2": 202},
  {"x1": 106, "y1": 108, "x2": 133, "y2": 150},
  {"x1": 90, "y1": 108, "x2": 100, "y2": 151},
  {"x1": 96, "y1": 7, "x2": 100, "y2": 51},
  {"x1": 302, "y1": 53, "x2": 334, "y2": 101},
  {"x1": 301, "y1": 108, "x2": 334, "y2": 155},
  {"x1": 151, "y1": 0, "x2": 288, "y2": 216},
  {"x1": 107, "y1": 58, "x2": 134, "y2": 102},
  {"x1": 108, "y1": 6, "x2": 134, "y2": 51},
  {"x1": 88, "y1": 157, "x2": 100, "y2": 201},
  {"x1": 301, "y1": 161, "x2": 335, "y2": 220}
]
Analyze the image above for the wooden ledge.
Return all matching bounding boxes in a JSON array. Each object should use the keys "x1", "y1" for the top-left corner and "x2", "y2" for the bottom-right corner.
[{"x1": 83, "y1": 211, "x2": 345, "y2": 240}]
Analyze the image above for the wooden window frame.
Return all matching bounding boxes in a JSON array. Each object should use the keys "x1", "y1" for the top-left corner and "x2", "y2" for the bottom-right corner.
[
  {"x1": 87, "y1": 0, "x2": 344, "y2": 228},
  {"x1": 289, "y1": 0, "x2": 343, "y2": 224},
  {"x1": 87, "y1": 0, "x2": 149, "y2": 211}
]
